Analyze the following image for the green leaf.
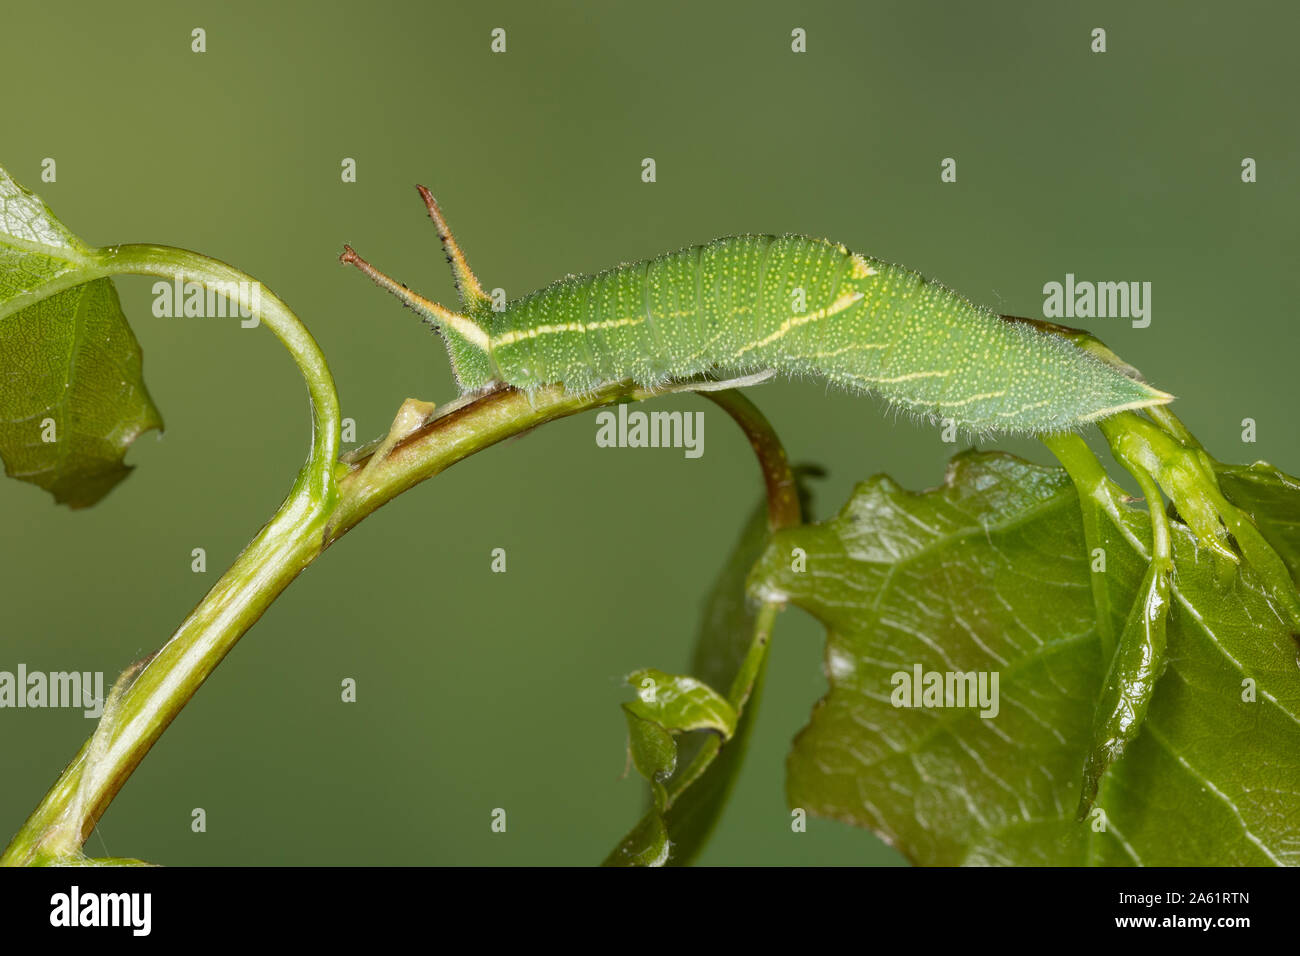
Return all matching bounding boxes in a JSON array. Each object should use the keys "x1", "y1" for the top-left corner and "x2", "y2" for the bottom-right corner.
[
  {"x1": 603, "y1": 669, "x2": 736, "y2": 867},
  {"x1": 622, "y1": 668, "x2": 737, "y2": 740},
  {"x1": 751, "y1": 451, "x2": 1300, "y2": 865},
  {"x1": 603, "y1": 808, "x2": 671, "y2": 868},
  {"x1": 1216, "y1": 460, "x2": 1300, "y2": 578},
  {"x1": 659, "y1": 505, "x2": 771, "y2": 866},
  {"x1": 603, "y1": 478, "x2": 813, "y2": 867},
  {"x1": 1077, "y1": 558, "x2": 1169, "y2": 816},
  {"x1": 661, "y1": 661, "x2": 768, "y2": 867},
  {"x1": 623, "y1": 707, "x2": 680, "y2": 804},
  {"x1": 0, "y1": 167, "x2": 161, "y2": 507}
]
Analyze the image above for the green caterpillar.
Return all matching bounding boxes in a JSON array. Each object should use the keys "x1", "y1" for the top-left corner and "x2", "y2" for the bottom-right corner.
[{"x1": 342, "y1": 187, "x2": 1171, "y2": 434}]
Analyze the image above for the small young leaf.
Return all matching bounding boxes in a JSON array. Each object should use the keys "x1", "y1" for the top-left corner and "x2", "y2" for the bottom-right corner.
[
  {"x1": 658, "y1": 495, "x2": 785, "y2": 865},
  {"x1": 622, "y1": 711, "x2": 677, "y2": 816},
  {"x1": 603, "y1": 678, "x2": 733, "y2": 868},
  {"x1": 622, "y1": 668, "x2": 737, "y2": 740},
  {"x1": 603, "y1": 483, "x2": 802, "y2": 867},
  {"x1": 602, "y1": 808, "x2": 671, "y2": 868},
  {"x1": 0, "y1": 167, "x2": 161, "y2": 507}
]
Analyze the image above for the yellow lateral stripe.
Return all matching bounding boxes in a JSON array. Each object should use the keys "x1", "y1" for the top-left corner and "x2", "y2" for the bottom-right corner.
[
  {"x1": 491, "y1": 315, "x2": 646, "y2": 348},
  {"x1": 941, "y1": 389, "x2": 1006, "y2": 407},
  {"x1": 810, "y1": 341, "x2": 890, "y2": 359},
  {"x1": 870, "y1": 369, "x2": 951, "y2": 384},
  {"x1": 832, "y1": 369, "x2": 955, "y2": 388},
  {"x1": 732, "y1": 291, "x2": 865, "y2": 359},
  {"x1": 849, "y1": 254, "x2": 878, "y2": 279}
]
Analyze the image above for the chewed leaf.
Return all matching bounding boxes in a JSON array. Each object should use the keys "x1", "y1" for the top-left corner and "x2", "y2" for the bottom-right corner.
[
  {"x1": 751, "y1": 451, "x2": 1300, "y2": 865},
  {"x1": 0, "y1": 167, "x2": 161, "y2": 507}
]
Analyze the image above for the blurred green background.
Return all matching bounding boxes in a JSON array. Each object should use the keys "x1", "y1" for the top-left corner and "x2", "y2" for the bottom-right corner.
[{"x1": 2, "y1": 0, "x2": 1295, "y2": 865}]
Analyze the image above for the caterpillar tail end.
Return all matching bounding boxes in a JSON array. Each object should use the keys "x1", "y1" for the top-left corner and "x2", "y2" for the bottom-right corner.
[
  {"x1": 1079, "y1": 381, "x2": 1176, "y2": 425},
  {"x1": 1127, "y1": 383, "x2": 1176, "y2": 412},
  {"x1": 1141, "y1": 384, "x2": 1176, "y2": 406}
]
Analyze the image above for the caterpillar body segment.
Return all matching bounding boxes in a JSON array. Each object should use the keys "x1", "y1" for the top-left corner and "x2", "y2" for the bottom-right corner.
[
  {"x1": 342, "y1": 193, "x2": 1172, "y2": 435},
  {"x1": 481, "y1": 235, "x2": 1169, "y2": 433}
]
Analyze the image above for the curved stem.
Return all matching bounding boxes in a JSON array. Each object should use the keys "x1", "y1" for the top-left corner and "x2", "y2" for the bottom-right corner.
[
  {"x1": 701, "y1": 390, "x2": 801, "y2": 533},
  {"x1": 3, "y1": 242, "x2": 344, "y2": 864},
  {"x1": 660, "y1": 390, "x2": 800, "y2": 811},
  {"x1": 3, "y1": 376, "x2": 804, "y2": 865},
  {"x1": 2, "y1": 380, "x2": 681, "y2": 865},
  {"x1": 698, "y1": 390, "x2": 801, "y2": 709},
  {"x1": 1144, "y1": 405, "x2": 1198, "y2": 448},
  {"x1": 1041, "y1": 432, "x2": 1129, "y2": 659},
  {"x1": 92, "y1": 243, "x2": 341, "y2": 508},
  {"x1": 664, "y1": 602, "x2": 780, "y2": 808}
]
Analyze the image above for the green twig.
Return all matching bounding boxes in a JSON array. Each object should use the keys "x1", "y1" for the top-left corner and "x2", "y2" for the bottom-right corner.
[
  {"x1": 1, "y1": 379, "x2": 745, "y2": 865},
  {"x1": 92, "y1": 244, "x2": 342, "y2": 507},
  {"x1": 661, "y1": 390, "x2": 799, "y2": 809}
]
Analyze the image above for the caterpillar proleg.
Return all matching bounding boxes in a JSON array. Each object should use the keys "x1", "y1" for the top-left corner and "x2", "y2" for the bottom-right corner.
[{"x1": 342, "y1": 189, "x2": 1172, "y2": 435}]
